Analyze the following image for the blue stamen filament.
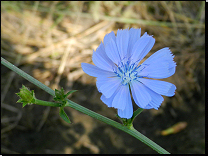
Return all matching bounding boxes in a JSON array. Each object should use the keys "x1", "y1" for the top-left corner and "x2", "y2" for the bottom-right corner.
[{"x1": 114, "y1": 60, "x2": 140, "y2": 85}]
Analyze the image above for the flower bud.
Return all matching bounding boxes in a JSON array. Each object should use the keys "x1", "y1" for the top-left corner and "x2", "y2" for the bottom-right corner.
[{"x1": 16, "y1": 85, "x2": 36, "y2": 107}]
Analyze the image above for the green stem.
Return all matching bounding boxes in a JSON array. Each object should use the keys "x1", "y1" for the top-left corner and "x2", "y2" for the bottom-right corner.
[
  {"x1": 132, "y1": 108, "x2": 144, "y2": 121},
  {"x1": 1, "y1": 57, "x2": 170, "y2": 154},
  {"x1": 34, "y1": 99, "x2": 61, "y2": 107},
  {"x1": 130, "y1": 127, "x2": 170, "y2": 154},
  {"x1": 1, "y1": 57, "x2": 55, "y2": 96},
  {"x1": 65, "y1": 100, "x2": 170, "y2": 154}
]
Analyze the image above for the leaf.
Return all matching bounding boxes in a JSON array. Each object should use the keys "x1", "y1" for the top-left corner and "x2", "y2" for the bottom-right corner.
[
  {"x1": 64, "y1": 90, "x2": 77, "y2": 98},
  {"x1": 22, "y1": 102, "x2": 28, "y2": 108},
  {"x1": 131, "y1": 108, "x2": 144, "y2": 121},
  {"x1": 59, "y1": 107, "x2": 71, "y2": 124},
  {"x1": 53, "y1": 88, "x2": 77, "y2": 104}
]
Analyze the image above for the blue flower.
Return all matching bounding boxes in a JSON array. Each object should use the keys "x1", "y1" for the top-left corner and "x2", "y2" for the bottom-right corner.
[{"x1": 81, "y1": 28, "x2": 176, "y2": 119}]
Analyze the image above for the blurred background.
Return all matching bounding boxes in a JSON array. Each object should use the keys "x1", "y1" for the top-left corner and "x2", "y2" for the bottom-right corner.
[{"x1": 1, "y1": 1, "x2": 205, "y2": 154}]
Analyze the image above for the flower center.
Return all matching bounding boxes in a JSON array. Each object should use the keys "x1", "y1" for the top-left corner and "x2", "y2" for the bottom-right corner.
[{"x1": 114, "y1": 61, "x2": 138, "y2": 85}]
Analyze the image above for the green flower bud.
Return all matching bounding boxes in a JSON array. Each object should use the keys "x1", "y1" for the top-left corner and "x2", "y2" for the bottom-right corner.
[{"x1": 16, "y1": 85, "x2": 36, "y2": 107}]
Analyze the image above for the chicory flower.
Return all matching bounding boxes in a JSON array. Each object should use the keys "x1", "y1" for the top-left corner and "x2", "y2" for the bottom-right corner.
[{"x1": 81, "y1": 28, "x2": 176, "y2": 119}]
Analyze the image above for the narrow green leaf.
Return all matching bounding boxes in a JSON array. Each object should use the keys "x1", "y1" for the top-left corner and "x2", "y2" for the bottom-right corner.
[
  {"x1": 22, "y1": 102, "x2": 28, "y2": 107},
  {"x1": 59, "y1": 107, "x2": 71, "y2": 123},
  {"x1": 131, "y1": 108, "x2": 144, "y2": 121},
  {"x1": 64, "y1": 90, "x2": 77, "y2": 98}
]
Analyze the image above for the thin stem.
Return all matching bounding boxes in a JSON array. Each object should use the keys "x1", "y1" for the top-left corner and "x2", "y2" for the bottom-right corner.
[
  {"x1": 1, "y1": 57, "x2": 170, "y2": 154},
  {"x1": 130, "y1": 127, "x2": 170, "y2": 154},
  {"x1": 34, "y1": 99, "x2": 61, "y2": 107},
  {"x1": 1, "y1": 57, "x2": 55, "y2": 96},
  {"x1": 65, "y1": 100, "x2": 170, "y2": 154},
  {"x1": 132, "y1": 108, "x2": 144, "y2": 121}
]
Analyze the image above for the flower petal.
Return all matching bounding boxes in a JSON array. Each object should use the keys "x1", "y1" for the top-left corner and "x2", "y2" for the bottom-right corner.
[
  {"x1": 117, "y1": 100, "x2": 133, "y2": 119},
  {"x1": 127, "y1": 28, "x2": 141, "y2": 56},
  {"x1": 140, "y1": 47, "x2": 176, "y2": 78},
  {"x1": 81, "y1": 63, "x2": 115, "y2": 78},
  {"x1": 138, "y1": 62, "x2": 171, "y2": 79},
  {"x1": 116, "y1": 29, "x2": 129, "y2": 60},
  {"x1": 112, "y1": 85, "x2": 131, "y2": 111},
  {"x1": 139, "y1": 78, "x2": 176, "y2": 97},
  {"x1": 105, "y1": 37, "x2": 121, "y2": 65},
  {"x1": 142, "y1": 85, "x2": 164, "y2": 109},
  {"x1": 100, "y1": 86, "x2": 120, "y2": 107},
  {"x1": 130, "y1": 34, "x2": 155, "y2": 63},
  {"x1": 96, "y1": 77, "x2": 121, "y2": 98},
  {"x1": 100, "y1": 94, "x2": 113, "y2": 107},
  {"x1": 92, "y1": 42, "x2": 115, "y2": 71},
  {"x1": 130, "y1": 80, "x2": 151, "y2": 108},
  {"x1": 103, "y1": 31, "x2": 116, "y2": 47}
]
